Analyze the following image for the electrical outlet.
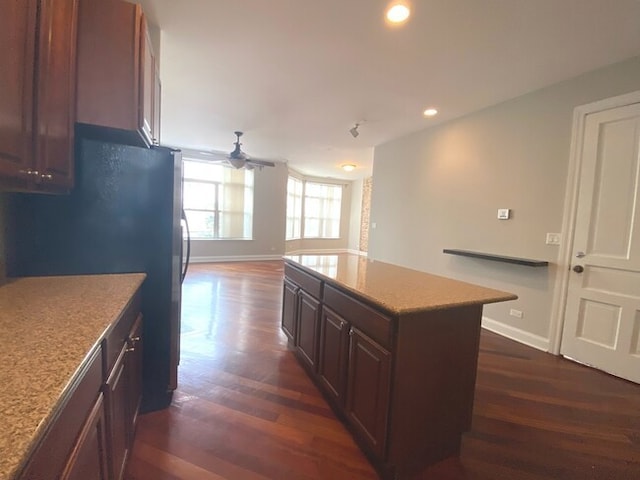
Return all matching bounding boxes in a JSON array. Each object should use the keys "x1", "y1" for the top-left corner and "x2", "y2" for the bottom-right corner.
[
  {"x1": 546, "y1": 233, "x2": 561, "y2": 245},
  {"x1": 509, "y1": 309, "x2": 523, "y2": 319}
]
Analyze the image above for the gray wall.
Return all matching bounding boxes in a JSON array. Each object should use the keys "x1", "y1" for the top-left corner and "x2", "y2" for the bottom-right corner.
[
  {"x1": 188, "y1": 162, "x2": 288, "y2": 261},
  {"x1": 369, "y1": 56, "x2": 640, "y2": 350}
]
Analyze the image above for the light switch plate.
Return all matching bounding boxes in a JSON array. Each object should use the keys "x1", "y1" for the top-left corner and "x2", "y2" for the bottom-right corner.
[{"x1": 497, "y1": 208, "x2": 510, "y2": 220}]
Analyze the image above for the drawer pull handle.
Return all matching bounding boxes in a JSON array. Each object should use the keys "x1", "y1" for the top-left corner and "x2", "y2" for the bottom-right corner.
[
  {"x1": 40, "y1": 173, "x2": 53, "y2": 180},
  {"x1": 126, "y1": 336, "x2": 141, "y2": 352}
]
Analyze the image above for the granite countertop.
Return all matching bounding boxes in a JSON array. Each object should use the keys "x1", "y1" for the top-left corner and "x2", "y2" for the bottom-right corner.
[
  {"x1": 284, "y1": 253, "x2": 517, "y2": 315},
  {"x1": 0, "y1": 273, "x2": 146, "y2": 480}
]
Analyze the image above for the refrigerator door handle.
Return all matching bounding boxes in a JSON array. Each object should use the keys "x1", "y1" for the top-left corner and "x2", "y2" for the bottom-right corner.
[{"x1": 181, "y1": 209, "x2": 191, "y2": 284}]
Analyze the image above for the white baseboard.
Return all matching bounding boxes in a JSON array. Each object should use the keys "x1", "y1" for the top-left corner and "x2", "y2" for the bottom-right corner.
[
  {"x1": 190, "y1": 255, "x2": 284, "y2": 264},
  {"x1": 191, "y1": 249, "x2": 368, "y2": 264},
  {"x1": 481, "y1": 316, "x2": 550, "y2": 352},
  {"x1": 285, "y1": 248, "x2": 351, "y2": 255}
]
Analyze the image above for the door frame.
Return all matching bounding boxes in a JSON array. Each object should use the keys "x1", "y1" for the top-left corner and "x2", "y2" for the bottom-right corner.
[{"x1": 549, "y1": 90, "x2": 640, "y2": 354}]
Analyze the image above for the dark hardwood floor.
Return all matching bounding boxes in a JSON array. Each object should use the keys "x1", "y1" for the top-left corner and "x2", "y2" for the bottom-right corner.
[{"x1": 125, "y1": 261, "x2": 640, "y2": 480}]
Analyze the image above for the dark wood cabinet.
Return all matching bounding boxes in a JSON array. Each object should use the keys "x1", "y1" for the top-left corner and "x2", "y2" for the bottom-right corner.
[
  {"x1": 140, "y1": 24, "x2": 155, "y2": 145},
  {"x1": 0, "y1": 0, "x2": 77, "y2": 192},
  {"x1": 318, "y1": 306, "x2": 349, "y2": 406},
  {"x1": 346, "y1": 327, "x2": 391, "y2": 458},
  {"x1": 126, "y1": 315, "x2": 144, "y2": 439},
  {"x1": 281, "y1": 278, "x2": 298, "y2": 341},
  {"x1": 60, "y1": 393, "x2": 109, "y2": 480},
  {"x1": 319, "y1": 304, "x2": 391, "y2": 458},
  {"x1": 296, "y1": 290, "x2": 321, "y2": 371},
  {"x1": 17, "y1": 287, "x2": 143, "y2": 480},
  {"x1": 105, "y1": 348, "x2": 129, "y2": 480},
  {"x1": 153, "y1": 65, "x2": 162, "y2": 145},
  {"x1": 104, "y1": 304, "x2": 143, "y2": 480},
  {"x1": 76, "y1": 0, "x2": 160, "y2": 147},
  {"x1": 0, "y1": 0, "x2": 37, "y2": 185},
  {"x1": 18, "y1": 348, "x2": 104, "y2": 479},
  {"x1": 283, "y1": 258, "x2": 487, "y2": 479},
  {"x1": 35, "y1": 0, "x2": 78, "y2": 190}
]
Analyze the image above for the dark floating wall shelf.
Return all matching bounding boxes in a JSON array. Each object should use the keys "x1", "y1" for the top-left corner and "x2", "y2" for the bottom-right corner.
[{"x1": 443, "y1": 249, "x2": 549, "y2": 267}]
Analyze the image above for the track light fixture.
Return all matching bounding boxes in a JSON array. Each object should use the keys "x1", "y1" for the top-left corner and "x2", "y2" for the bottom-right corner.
[{"x1": 350, "y1": 123, "x2": 360, "y2": 138}]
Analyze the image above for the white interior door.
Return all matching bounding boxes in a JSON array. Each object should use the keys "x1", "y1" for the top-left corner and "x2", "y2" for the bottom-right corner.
[{"x1": 561, "y1": 101, "x2": 640, "y2": 383}]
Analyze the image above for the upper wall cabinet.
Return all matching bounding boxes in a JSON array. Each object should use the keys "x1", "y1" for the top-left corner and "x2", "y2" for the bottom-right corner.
[
  {"x1": 76, "y1": 0, "x2": 160, "y2": 148},
  {"x1": 0, "y1": 0, "x2": 78, "y2": 193}
]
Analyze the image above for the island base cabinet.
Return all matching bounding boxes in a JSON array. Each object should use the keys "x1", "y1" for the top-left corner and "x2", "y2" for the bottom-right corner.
[
  {"x1": 295, "y1": 290, "x2": 321, "y2": 371},
  {"x1": 346, "y1": 327, "x2": 391, "y2": 459},
  {"x1": 281, "y1": 278, "x2": 298, "y2": 341},
  {"x1": 318, "y1": 306, "x2": 349, "y2": 406},
  {"x1": 282, "y1": 258, "x2": 499, "y2": 480}
]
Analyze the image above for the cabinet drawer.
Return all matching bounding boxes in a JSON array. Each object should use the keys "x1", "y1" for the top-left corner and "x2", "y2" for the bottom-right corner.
[
  {"x1": 103, "y1": 290, "x2": 141, "y2": 376},
  {"x1": 284, "y1": 263, "x2": 322, "y2": 299},
  {"x1": 19, "y1": 347, "x2": 102, "y2": 479},
  {"x1": 323, "y1": 284, "x2": 393, "y2": 350}
]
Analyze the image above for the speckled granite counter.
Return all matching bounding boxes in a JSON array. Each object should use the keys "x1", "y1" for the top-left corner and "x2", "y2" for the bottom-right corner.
[
  {"x1": 284, "y1": 253, "x2": 517, "y2": 314},
  {"x1": 0, "y1": 273, "x2": 145, "y2": 480}
]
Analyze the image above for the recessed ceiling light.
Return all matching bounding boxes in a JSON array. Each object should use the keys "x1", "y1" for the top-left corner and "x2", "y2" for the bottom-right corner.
[
  {"x1": 342, "y1": 164, "x2": 356, "y2": 172},
  {"x1": 386, "y1": 3, "x2": 410, "y2": 24},
  {"x1": 423, "y1": 108, "x2": 438, "y2": 117}
]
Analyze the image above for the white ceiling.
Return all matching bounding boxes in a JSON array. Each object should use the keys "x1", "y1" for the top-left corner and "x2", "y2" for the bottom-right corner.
[{"x1": 138, "y1": 0, "x2": 640, "y2": 180}]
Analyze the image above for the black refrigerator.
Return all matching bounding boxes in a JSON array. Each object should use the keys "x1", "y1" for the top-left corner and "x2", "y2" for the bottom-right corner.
[{"x1": 7, "y1": 137, "x2": 187, "y2": 412}]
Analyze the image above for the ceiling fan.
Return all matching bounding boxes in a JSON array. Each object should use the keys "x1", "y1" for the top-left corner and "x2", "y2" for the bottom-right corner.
[{"x1": 213, "y1": 131, "x2": 276, "y2": 170}]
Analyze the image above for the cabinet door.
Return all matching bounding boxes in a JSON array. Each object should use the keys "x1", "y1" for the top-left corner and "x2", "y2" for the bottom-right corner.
[
  {"x1": 152, "y1": 62, "x2": 161, "y2": 145},
  {"x1": 296, "y1": 290, "x2": 320, "y2": 371},
  {"x1": 318, "y1": 306, "x2": 349, "y2": 406},
  {"x1": 281, "y1": 279, "x2": 298, "y2": 341},
  {"x1": 76, "y1": 0, "x2": 146, "y2": 145},
  {"x1": 105, "y1": 348, "x2": 129, "y2": 480},
  {"x1": 0, "y1": 0, "x2": 37, "y2": 182},
  {"x1": 139, "y1": 16, "x2": 154, "y2": 146},
  {"x1": 346, "y1": 327, "x2": 392, "y2": 458},
  {"x1": 126, "y1": 314, "x2": 143, "y2": 443},
  {"x1": 60, "y1": 393, "x2": 109, "y2": 480},
  {"x1": 35, "y1": 0, "x2": 78, "y2": 190}
]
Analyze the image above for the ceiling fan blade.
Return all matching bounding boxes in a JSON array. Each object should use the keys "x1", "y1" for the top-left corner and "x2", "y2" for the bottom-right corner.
[{"x1": 247, "y1": 158, "x2": 275, "y2": 167}]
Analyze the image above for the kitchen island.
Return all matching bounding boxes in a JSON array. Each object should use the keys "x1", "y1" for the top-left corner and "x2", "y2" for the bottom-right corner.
[
  {"x1": 0, "y1": 273, "x2": 145, "y2": 480},
  {"x1": 282, "y1": 254, "x2": 517, "y2": 480}
]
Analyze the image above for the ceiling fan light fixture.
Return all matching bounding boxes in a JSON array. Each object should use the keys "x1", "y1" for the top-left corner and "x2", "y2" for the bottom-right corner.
[
  {"x1": 342, "y1": 164, "x2": 356, "y2": 172},
  {"x1": 228, "y1": 157, "x2": 246, "y2": 169}
]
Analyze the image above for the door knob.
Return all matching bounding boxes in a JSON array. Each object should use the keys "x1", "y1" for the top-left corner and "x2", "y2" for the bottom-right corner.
[{"x1": 573, "y1": 265, "x2": 584, "y2": 273}]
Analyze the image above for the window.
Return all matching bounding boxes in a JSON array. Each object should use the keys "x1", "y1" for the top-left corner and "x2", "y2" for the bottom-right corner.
[
  {"x1": 303, "y1": 182, "x2": 342, "y2": 238},
  {"x1": 183, "y1": 159, "x2": 253, "y2": 239},
  {"x1": 286, "y1": 176, "x2": 343, "y2": 240},
  {"x1": 286, "y1": 177, "x2": 303, "y2": 240}
]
